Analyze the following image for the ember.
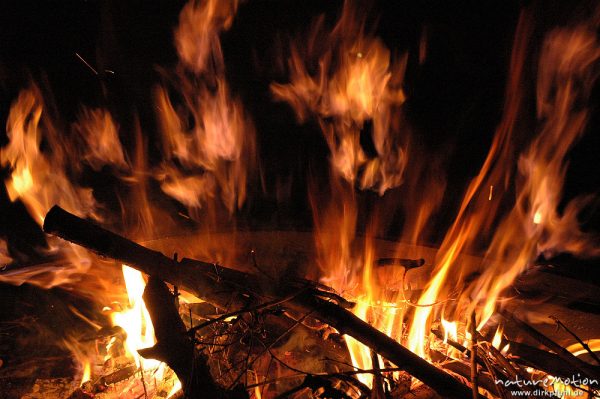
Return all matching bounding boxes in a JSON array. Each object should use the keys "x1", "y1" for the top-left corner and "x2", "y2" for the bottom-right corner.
[{"x1": 1, "y1": 1, "x2": 599, "y2": 399}]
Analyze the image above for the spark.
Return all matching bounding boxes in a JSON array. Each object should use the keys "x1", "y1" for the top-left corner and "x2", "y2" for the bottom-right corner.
[{"x1": 75, "y1": 53, "x2": 98, "y2": 75}]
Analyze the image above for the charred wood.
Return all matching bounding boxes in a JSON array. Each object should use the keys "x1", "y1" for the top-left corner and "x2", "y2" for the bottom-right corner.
[
  {"x1": 43, "y1": 205, "x2": 481, "y2": 399},
  {"x1": 140, "y1": 275, "x2": 248, "y2": 399}
]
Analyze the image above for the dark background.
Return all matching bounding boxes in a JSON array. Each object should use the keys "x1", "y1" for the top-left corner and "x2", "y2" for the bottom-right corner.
[{"x1": 1, "y1": 0, "x2": 598, "y2": 238}]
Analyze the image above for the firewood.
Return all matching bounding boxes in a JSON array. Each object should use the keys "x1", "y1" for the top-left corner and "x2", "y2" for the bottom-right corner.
[
  {"x1": 499, "y1": 309, "x2": 600, "y2": 381},
  {"x1": 43, "y1": 205, "x2": 481, "y2": 399},
  {"x1": 508, "y1": 340, "x2": 600, "y2": 385},
  {"x1": 140, "y1": 276, "x2": 248, "y2": 398}
]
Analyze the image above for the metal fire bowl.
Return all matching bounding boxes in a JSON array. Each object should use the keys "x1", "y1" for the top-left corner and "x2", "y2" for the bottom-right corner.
[{"x1": 141, "y1": 230, "x2": 600, "y2": 352}]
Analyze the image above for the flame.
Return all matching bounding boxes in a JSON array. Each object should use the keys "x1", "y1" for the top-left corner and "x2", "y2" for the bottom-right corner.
[
  {"x1": 1, "y1": 0, "x2": 251, "y2": 394},
  {"x1": 492, "y1": 325, "x2": 504, "y2": 349},
  {"x1": 344, "y1": 238, "x2": 376, "y2": 387},
  {"x1": 1, "y1": 87, "x2": 98, "y2": 225},
  {"x1": 81, "y1": 361, "x2": 92, "y2": 385},
  {"x1": 174, "y1": 0, "x2": 239, "y2": 74},
  {"x1": 271, "y1": 0, "x2": 408, "y2": 194},
  {"x1": 155, "y1": 0, "x2": 255, "y2": 217},
  {"x1": 0, "y1": 240, "x2": 12, "y2": 266},
  {"x1": 155, "y1": 81, "x2": 255, "y2": 215},
  {"x1": 167, "y1": 380, "x2": 182, "y2": 398},
  {"x1": 74, "y1": 108, "x2": 127, "y2": 172},
  {"x1": 1, "y1": 0, "x2": 599, "y2": 396},
  {"x1": 110, "y1": 265, "x2": 159, "y2": 369},
  {"x1": 567, "y1": 339, "x2": 600, "y2": 358},
  {"x1": 520, "y1": 25, "x2": 600, "y2": 258},
  {"x1": 405, "y1": 10, "x2": 600, "y2": 357},
  {"x1": 441, "y1": 318, "x2": 458, "y2": 344}
]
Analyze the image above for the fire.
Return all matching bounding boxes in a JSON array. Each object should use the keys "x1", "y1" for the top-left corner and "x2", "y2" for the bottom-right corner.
[
  {"x1": 280, "y1": 1, "x2": 600, "y2": 386},
  {"x1": 441, "y1": 318, "x2": 458, "y2": 344},
  {"x1": 74, "y1": 108, "x2": 128, "y2": 172},
  {"x1": 155, "y1": 0, "x2": 255, "y2": 217},
  {"x1": 174, "y1": 0, "x2": 239, "y2": 74},
  {"x1": 110, "y1": 265, "x2": 158, "y2": 369},
  {"x1": 567, "y1": 339, "x2": 600, "y2": 358},
  {"x1": 404, "y1": 9, "x2": 600, "y2": 357},
  {"x1": 491, "y1": 324, "x2": 503, "y2": 349},
  {"x1": 81, "y1": 361, "x2": 92, "y2": 385},
  {"x1": 1, "y1": 0, "x2": 599, "y2": 397},
  {"x1": 271, "y1": 0, "x2": 408, "y2": 194},
  {"x1": 1, "y1": 0, "x2": 250, "y2": 395},
  {"x1": 0, "y1": 87, "x2": 98, "y2": 225},
  {"x1": 0, "y1": 240, "x2": 12, "y2": 266}
]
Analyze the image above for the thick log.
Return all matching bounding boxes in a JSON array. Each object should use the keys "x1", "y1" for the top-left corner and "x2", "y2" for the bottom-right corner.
[
  {"x1": 43, "y1": 205, "x2": 480, "y2": 399},
  {"x1": 141, "y1": 276, "x2": 248, "y2": 398}
]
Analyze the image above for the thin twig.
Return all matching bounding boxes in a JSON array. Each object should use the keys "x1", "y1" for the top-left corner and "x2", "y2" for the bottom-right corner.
[
  {"x1": 268, "y1": 349, "x2": 369, "y2": 398},
  {"x1": 480, "y1": 352, "x2": 510, "y2": 399},
  {"x1": 75, "y1": 53, "x2": 98, "y2": 75},
  {"x1": 188, "y1": 287, "x2": 308, "y2": 335},
  {"x1": 470, "y1": 312, "x2": 479, "y2": 399},
  {"x1": 138, "y1": 364, "x2": 149, "y2": 399},
  {"x1": 261, "y1": 354, "x2": 273, "y2": 399},
  {"x1": 226, "y1": 310, "x2": 314, "y2": 390}
]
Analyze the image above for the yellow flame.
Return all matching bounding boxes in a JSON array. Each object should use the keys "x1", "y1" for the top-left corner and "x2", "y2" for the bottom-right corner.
[
  {"x1": 110, "y1": 265, "x2": 159, "y2": 369},
  {"x1": 408, "y1": 239, "x2": 461, "y2": 358},
  {"x1": 566, "y1": 339, "x2": 600, "y2": 358},
  {"x1": 441, "y1": 318, "x2": 458, "y2": 344},
  {"x1": 492, "y1": 325, "x2": 504, "y2": 349},
  {"x1": 81, "y1": 361, "x2": 91, "y2": 385},
  {"x1": 533, "y1": 210, "x2": 542, "y2": 225},
  {"x1": 167, "y1": 380, "x2": 182, "y2": 398}
]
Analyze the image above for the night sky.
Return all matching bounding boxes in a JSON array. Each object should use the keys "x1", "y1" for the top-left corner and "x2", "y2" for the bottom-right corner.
[{"x1": 1, "y1": 0, "x2": 598, "y2": 252}]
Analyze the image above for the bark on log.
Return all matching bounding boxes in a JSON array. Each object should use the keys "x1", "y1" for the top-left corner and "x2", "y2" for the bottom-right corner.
[
  {"x1": 43, "y1": 205, "x2": 480, "y2": 399},
  {"x1": 140, "y1": 276, "x2": 248, "y2": 398}
]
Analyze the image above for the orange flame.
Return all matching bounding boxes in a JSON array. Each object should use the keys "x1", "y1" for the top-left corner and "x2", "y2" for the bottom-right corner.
[
  {"x1": 155, "y1": 0, "x2": 255, "y2": 217},
  {"x1": 271, "y1": 0, "x2": 408, "y2": 194},
  {"x1": 74, "y1": 108, "x2": 128, "y2": 172},
  {"x1": 1, "y1": 87, "x2": 98, "y2": 225},
  {"x1": 407, "y1": 10, "x2": 600, "y2": 356}
]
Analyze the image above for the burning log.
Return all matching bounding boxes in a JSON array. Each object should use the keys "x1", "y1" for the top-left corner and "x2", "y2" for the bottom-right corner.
[
  {"x1": 140, "y1": 275, "x2": 248, "y2": 398},
  {"x1": 43, "y1": 205, "x2": 479, "y2": 399}
]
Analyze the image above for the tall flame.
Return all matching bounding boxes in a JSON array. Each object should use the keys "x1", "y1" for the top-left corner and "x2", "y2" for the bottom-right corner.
[
  {"x1": 1, "y1": 87, "x2": 98, "y2": 225},
  {"x1": 271, "y1": 0, "x2": 408, "y2": 194},
  {"x1": 155, "y1": 0, "x2": 255, "y2": 217},
  {"x1": 407, "y1": 11, "x2": 600, "y2": 354}
]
